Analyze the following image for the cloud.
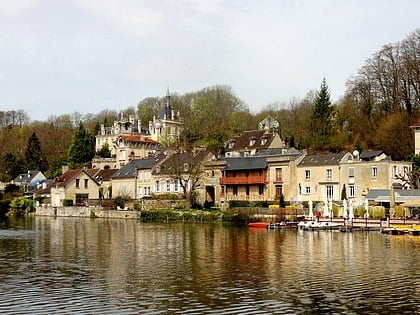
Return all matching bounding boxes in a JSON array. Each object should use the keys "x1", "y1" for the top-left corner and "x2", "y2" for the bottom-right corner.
[
  {"x1": 71, "y1": 0, "x2": 163, "y2": 37},
  {"x1": 0, "y1": 0, "x2": 45, "y2": 17}
]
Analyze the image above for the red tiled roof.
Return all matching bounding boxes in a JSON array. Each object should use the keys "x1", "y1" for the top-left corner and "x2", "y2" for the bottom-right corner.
[
  {"x1": 121, "y1": 135, "x2": 159, "y2": 144},
  {"x1": 52, "y1": 169, "x2": 82, "y2": 186},
  {"x1": 226, "y1": 130, "x2": 275, "y2": 151}
]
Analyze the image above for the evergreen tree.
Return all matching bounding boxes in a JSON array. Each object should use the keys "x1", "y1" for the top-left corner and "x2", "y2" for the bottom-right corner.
[
  {"x1": 310, "y1": 78, "x2": 333, "y2": 149},
  {"x1": 25, "y1": 132, "x2": 47, "y2": 171},
  {"x1": 97, "y1": 143, "x2": 112, "y2": 158},
  {"x1": 68, "y1": 122, "x2": 95, "y2": 167}
]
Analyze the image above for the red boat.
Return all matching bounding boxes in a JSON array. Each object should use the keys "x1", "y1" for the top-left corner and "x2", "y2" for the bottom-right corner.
[{"x1": 248, "y1": 222, "x2": 269, "y2": 229}]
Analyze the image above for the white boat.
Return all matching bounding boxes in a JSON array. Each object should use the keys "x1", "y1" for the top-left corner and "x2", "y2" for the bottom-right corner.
[{"x1": 298, "y1": 221, "x2": 342, "y2": 230}]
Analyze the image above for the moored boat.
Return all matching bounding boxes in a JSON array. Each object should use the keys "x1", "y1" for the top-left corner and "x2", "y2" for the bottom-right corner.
[{"x1": 248, "y1": 222, "x2": 269, "y2": 229}]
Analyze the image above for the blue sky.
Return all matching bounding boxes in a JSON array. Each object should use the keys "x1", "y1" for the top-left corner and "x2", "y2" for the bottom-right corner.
[{"x1": 1, "y1": 0, "x2": 419, "y2": 121}]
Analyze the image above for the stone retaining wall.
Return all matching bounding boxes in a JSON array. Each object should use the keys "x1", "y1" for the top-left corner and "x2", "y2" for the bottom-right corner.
[{"x1": 36, "y1": 206, "x2": 139, "y2": 219}]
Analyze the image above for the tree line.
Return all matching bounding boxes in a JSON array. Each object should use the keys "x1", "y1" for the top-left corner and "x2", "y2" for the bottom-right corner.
[{"x1": 1, "y1": 29, "x2": 419, "y2": 182}]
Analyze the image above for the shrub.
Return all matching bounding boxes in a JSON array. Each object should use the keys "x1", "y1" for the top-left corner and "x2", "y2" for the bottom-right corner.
[
  {"x1": 228, "y1": 200, "x2": 251, "y2": 208},
  {"x1": 8, "y1": 197, "x2": 34, "y2": 216},
  {"x1": 63, "y1": 199, "x2": 73, "y2": 206},
  {"x1": 133, "y1": 201, "x2": 141, "y2": 210}
]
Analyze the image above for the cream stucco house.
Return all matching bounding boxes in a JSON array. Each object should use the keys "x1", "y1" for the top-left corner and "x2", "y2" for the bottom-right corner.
[{"x1": 50, "y1": 169, "x2": 100, "y2": 206}]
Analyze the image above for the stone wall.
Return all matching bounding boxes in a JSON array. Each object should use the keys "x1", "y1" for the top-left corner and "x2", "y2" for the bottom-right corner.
[
  {"x1": 139, "y1": 199, "x2": 185, "y2": 211},
  {"x1": 36, "y1": 206, "x2": 139, "y2": 219}
]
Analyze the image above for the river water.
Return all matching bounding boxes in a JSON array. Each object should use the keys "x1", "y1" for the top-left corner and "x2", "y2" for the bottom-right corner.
[{"x1": 0, "y1": 216, "x2": 419, "y2": 314}]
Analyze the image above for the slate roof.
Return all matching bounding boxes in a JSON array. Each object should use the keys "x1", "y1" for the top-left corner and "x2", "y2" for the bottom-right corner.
[
  {"x1": 152, "y1": 150, "x2": 210, "y2": 175},
  {"x1": 298, "y1": 153, "x2": 347, "y2": 167},
  {"x1": 255, "y1": 147, "x2": 302, "y2": 157},
  {"x1": 359, "y1": 150, "x2": 384, "y2": 160},
  {"x1": 113, "y1": 158, "x2": 157, "y2": 178},
  {"x1": 13, "y1": 171, "x2": 43, "y2": 185},
  {"x1": 223, "y1": 156, "x2": 268, "y2": 171}
]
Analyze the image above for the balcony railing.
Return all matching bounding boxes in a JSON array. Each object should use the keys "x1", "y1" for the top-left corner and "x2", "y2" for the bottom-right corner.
[{"x1": 220, "y1": 175, "x2": 266, "y2": 185}]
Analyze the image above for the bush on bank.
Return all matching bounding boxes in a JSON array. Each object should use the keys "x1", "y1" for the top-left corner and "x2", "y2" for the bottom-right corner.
[{"x1": 139, "y1": 209, "x2": 253, "y2": 224}]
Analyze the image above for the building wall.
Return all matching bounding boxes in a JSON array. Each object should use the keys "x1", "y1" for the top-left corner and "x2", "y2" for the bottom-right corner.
[{"x1": 112, "y1": 178, "x2": 137, "y2": 199}]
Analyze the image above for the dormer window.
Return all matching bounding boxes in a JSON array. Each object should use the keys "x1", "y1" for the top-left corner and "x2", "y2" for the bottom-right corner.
[
  {"x1": 156, "y1": 166, "x2": 161, "y2": 173},
  {"x1": 249, "y1": 137, "x2": 256, "y2": 146},
  {"x1": 261, "y1": 136, "x2": 268, "y2": 145},
  {"x1": 184, "y1": 163, "x2": 189, "y2": 172},
  {"x1": 228, "y1": 140, "x2": 235, "y2": 149}
]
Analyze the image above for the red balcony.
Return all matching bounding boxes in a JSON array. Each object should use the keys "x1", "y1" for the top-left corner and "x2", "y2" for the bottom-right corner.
[{"x1": 220, "y1": 174, "x2": 266, "y2": 185}]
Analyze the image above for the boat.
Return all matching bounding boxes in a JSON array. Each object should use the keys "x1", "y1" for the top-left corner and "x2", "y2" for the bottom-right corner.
[
  {"x1": 298, "y1": 221, "x2": 343, "y2": 230},
  {"x1": 248, "y1": 222, "x2": 270, "y2": 229}
]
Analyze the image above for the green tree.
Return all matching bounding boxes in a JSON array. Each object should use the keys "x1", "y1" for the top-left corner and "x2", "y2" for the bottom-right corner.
[
  {"x1": 8, "y1": 196, "x2": 34, "y2": 216},
  {"x1": 68, "y1": 122, "x2": 95, "y2": 167},
  {"x1": 97, "y1": 143, "x2": 112, "y2": 158},
  {"x1": 24, "y1": 132, "x2": 47, "y2": 171},
  {"x1": 310, "y1": 79, "x2": 333, "y2": 149}
]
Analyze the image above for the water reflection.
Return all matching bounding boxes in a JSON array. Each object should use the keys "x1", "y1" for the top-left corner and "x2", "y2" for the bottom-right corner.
[{"x1": 0, "y1": 216, "x2": 420, "y2": 314}]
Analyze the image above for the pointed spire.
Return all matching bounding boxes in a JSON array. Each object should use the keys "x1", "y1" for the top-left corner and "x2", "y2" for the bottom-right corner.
[{"x1": 166, "y1": 86, "x2": 171, "y2": 107}]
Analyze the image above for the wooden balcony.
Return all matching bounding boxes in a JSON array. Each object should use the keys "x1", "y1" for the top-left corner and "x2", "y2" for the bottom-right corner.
[{"x1": 220, "y1": 175, "x2": 266, "y2": 185}]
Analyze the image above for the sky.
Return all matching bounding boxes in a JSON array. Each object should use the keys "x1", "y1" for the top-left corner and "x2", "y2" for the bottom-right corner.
[{"x1": 1, "y1": 0, "x2": 419, "y2": 121}]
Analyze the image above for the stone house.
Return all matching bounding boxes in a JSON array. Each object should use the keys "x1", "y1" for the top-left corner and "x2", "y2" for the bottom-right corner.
[
  {"x1": 111, "y1": 158, "x2": 158, "y2": 199},
  {"x1": 225, "y1": 130, "x2": 284, "y2": 157},
  {"x1": 50, "y1": 169, "x2": 100, "y2": 206},
  {"x1": 205, "y1": 148, "x2": 304, "y2": 207},
  {"x1": 150, "y1": 149, "x2": 213, "y2": 203},
  {"x1": 296, "y1": 151, "x2": 412, "y2": 204},
  {"x1": 93, "y1": 112, "x2": 160, "y2": 169}
]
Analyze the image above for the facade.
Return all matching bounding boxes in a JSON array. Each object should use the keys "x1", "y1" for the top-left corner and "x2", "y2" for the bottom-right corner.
[
  {"x1": 51, "y1": 169, "x2": 100, "y2": 206},
  {"x1": 296, "y1": 151, "x2": 412, "y2": 204},
  {"x1": 149, "y1": 90, "x2": 184, "y2": 144},
  {"x1": 112, "y1": 158, "x2": 158, "y2": 199},
  {"x1": 207, "y1": 149, "x2": 304, "y2": 207},
  {"x1": 150, "y1": 149, "x2": 213, "y2": 203}
]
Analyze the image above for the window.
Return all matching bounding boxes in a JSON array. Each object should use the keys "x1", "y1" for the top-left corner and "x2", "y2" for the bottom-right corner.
[
  {"x1": 174, "y1": 180, "x2": 179, "y2": 192},
  {"x1": 305, "y1": 186, "x2": 311, "y2": 194},
  {"x1": 144, "y1": 187, "x2": 151, "y2": 196},
  {"x1": 155, "y1": 181, "x2": 160, "y2": 192},
  {"x1": 276, "y1": 168, "x2": 282, "y2": 181},
  {"x1": 326, "y1": 185, "x2": 334, "y2": 200},
  {"x1": 233, "y1": 186, "x2": 238, "y2": 196},
  {"x1": 249, "y1": 138, "x2": 256, "y2": 146},
  {"x1": 261, "y1": 137, "x2": 267, "y2": 145},
  {"x1": 75, "y1": 193, "x2": 88, "y2": 205},
  {"x1": 221, "y1": 186, "x2": 225, "y2": 197},
  {"x1": 305, "y1": 170, "x2": 311, "y2": 180},
  {"x1": 349, "y1": 167, "x2": 354, "y2": 179},
  {"x1": 275, "y1": 185, "x2": 283, "y2": 198},
  {"x1": 259, "y1": 185, "x2": 264, "y2": 195},
  {"x1": 326, "y1": 169, "x2": 332, "y2": 180},
  {"x1": 76, "y1": 179, "x2": 80, "y2": 189},
  {"x1": 84, "y1": 179, "x2": 89, "y2": 189},
  {"x1": 372, "y1": 166, "x2": 378, "y2": 179},
  {"x1": 349, "y1": 185, "x2": 355, "y2": 198},
  {"x1": 166, "y1": 180, "x2": 171, "y2": 192}
]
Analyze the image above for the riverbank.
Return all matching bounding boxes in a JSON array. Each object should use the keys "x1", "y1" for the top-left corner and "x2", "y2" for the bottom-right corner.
[{"x1": 36, "y1": 205, "x2": 139, "y2": 219}]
